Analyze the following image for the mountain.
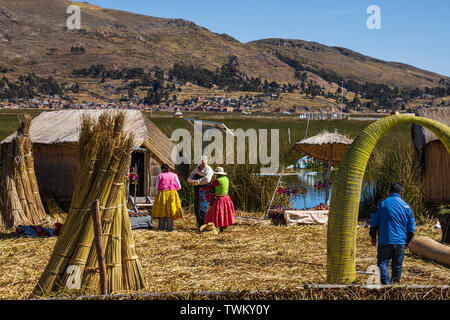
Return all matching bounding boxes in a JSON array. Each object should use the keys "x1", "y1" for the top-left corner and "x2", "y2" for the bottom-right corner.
[
  {"x1": 252, "y1": 39, "x2": 449, "y2": 89},
  {"x1": 0, "y1": 0, "x2": 448, "y2": 107},
  {"x1": 0, "y1": 0, "x2": 294, "y2": 82}
]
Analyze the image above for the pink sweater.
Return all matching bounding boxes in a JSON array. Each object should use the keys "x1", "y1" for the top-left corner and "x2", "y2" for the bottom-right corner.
[{"x1": 156, "y1": 172, "x2": 181, "y2": 191}]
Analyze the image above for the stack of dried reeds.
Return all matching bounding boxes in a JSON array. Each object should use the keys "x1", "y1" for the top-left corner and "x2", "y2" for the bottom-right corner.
[
  {"x1": 41, "y1": 190, "x2": 66, "y2": 217},
  {"x1": 35, "y1": 111, "x2": 146, "y2": 295},
  {"x1": 0, "y1": 115, "x2": 47, "y2": 230},
  {"x1": 39, "y1": 191, "x2": 66, "y2": 229}
]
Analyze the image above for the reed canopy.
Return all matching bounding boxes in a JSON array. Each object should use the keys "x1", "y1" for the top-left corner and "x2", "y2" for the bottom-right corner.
[
  {"x1": 294, "y1": 129, "x2": 354, "y2": 204},
  {"x1": 294, "y1": 129, "x2": 354, "y2": 165}
]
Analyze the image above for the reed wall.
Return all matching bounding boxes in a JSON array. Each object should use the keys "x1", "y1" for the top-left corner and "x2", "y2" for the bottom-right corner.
[
  {"x1": 31, "y1": 143, "x2": 165, "y2": 204},
  {"x1": 424, "y1": 141, "x2": 450, "y2": 205},
  {"x1": 33, "y1": 143, "x2": 78, "y2": 206}
]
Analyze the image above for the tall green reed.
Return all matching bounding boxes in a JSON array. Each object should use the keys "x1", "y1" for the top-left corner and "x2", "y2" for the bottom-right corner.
[{"x1": 361, "y1": 139, "x2": 428, "y2": 223}]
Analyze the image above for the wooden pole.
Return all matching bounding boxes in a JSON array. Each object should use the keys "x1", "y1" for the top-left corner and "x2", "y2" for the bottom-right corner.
[
  {"x1": 325, "y1": 145, "x2": 333, "y2": 205},
  {"x1": 133, "y1": 165, "x2": 137, "y2": 206},
  {"x1": 265, "y1": 167, "x2": 285, "y2": 219},
  {"x1": 304, "y1": 119, "x2": 310, "y2": 139},
  {"x1": 91, "y1": 199, "x2": 108, "y2": 295}
]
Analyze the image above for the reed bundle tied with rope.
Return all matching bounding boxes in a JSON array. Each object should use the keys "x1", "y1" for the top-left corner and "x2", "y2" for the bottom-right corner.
[
  {"x1": 35, "y1": 111, "x2": 146, "y2": 295},
  {"x1": 0, "y1": 115, "x2": 47, "y2": 230}
]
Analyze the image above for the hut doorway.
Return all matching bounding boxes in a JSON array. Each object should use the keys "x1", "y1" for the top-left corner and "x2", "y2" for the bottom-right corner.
[{"x1": 130, "y1": 151, "x2": 145, "y2": 197}]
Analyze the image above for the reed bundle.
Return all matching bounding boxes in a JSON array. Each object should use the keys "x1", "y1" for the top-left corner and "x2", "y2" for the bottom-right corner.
[
  {"x1": 42, "y1": 190, "x2": 66, "y2": 217},
  {"x1": 327, "y1": 115, "x2": 450, "y2": 284},
  {"x1": 0, "y1": 115, "x2": 47, "y2": 230},
  {"x1": 35, "y1": 111, "x2": 146, "y2": 295}
]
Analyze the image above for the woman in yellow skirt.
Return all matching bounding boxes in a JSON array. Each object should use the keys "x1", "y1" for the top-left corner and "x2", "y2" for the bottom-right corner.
[{"x1": 151, "y1": 164, "x2": 183, "y2": 231}]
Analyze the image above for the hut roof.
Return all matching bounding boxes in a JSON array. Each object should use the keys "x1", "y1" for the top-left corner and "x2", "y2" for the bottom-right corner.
[
  {"x1": 415, "y1": 108, "x2": 450, "y2": 144},
  {"x1": 294, "y1": 130, "x2": 353, "y2": 164},
  {"x1": 1, "y1": 110, "x2": 175, "y2": 168},
  {"x1": 297, "y1": 130, "x2": 353, "y2": 146}
]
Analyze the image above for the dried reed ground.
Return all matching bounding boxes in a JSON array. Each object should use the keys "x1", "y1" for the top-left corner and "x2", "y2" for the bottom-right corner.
[{"x1": 0, "y1": 212, "x2": 448, "y2": 300}]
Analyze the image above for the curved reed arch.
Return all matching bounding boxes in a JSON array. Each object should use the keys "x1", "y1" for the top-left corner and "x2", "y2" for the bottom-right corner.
[{"x1": 326, "y1": 115, "x2": 450, "y2": 284}]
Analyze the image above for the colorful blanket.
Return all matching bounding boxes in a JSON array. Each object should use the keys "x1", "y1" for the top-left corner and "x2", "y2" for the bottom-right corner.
[{"x1": 16, "y1": 223, "x2": 63, "y2": 238}]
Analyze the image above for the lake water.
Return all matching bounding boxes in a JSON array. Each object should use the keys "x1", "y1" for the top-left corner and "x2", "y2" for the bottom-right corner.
[{"x1": 278, "y1": 171, "x2": 373, "y2": 210}]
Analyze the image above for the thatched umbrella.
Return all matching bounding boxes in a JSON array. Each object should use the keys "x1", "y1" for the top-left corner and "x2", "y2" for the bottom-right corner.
[{"x1": 294, "y1": 129, "x2": 353, "y2": 204}]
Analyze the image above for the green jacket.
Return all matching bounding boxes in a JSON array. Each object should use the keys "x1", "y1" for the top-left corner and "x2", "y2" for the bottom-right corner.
[{"x1": 214, "y1": 176, "x2": 229, "y2": 196}]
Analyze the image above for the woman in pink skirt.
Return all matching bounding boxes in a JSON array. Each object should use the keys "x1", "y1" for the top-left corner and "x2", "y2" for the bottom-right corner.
[{"x1": 200, "y1": 167, "x2": 235, "y2": 232}]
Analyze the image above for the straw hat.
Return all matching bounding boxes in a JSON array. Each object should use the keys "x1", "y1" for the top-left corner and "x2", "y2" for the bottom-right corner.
[
  {"x1": 200, "y1": 222, "x2": 219, "y2": 234},
  {"x1": 214, "y1": 167, "x2": 227, "y2": 175}
]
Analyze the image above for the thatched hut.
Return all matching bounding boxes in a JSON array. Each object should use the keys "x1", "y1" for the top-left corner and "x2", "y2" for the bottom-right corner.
[
  {"x1": 1, "y1": 110, "x2": 176, "y2": 208},
  {"x1": 412, "y1": 108, "x2": 450, "y2": 207}
]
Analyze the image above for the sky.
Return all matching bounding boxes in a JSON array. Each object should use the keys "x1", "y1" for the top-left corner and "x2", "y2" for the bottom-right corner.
[{"x1": 87, "y1": 0, "x2": 450, "y2": 76}]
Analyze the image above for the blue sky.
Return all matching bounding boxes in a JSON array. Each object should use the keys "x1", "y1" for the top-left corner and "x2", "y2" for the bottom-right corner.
[{"x1": 87, "y1": 0, "x2": 450, "y2": 76}]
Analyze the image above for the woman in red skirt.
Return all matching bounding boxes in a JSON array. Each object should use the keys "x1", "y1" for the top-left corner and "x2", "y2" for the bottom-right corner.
[{"x1": 200, "y1": 167, "x2": 235, "y2": 232}]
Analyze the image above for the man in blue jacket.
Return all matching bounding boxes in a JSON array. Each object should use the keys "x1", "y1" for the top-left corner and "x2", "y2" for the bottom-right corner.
[{"x1": 370, "y1": 183, "x2": 415, "y2": 284}]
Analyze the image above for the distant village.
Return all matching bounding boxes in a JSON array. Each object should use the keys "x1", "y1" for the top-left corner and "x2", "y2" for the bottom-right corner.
[
  {"x1": 0, "y1": 92, "x2": 446, "y2": 118},
  {"x1": 0, "y1": 94, "x2": 277, "y2": 113}
]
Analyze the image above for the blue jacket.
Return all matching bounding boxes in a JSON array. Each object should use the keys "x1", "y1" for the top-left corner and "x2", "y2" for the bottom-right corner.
[{"x1": 370, "y1": 193, "x2": 415, "y2": 245}]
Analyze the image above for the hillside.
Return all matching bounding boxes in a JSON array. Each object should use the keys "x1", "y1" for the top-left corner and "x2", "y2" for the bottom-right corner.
[
  {"x1": 0, "y1": 0, "x2": 293, "y2": 82},
  {"x1": 0, "y1": 0, "x2": 449, "y2": 110},
  {"x1": 252, "y1": 38, "x2": 449, "y2": 89}
]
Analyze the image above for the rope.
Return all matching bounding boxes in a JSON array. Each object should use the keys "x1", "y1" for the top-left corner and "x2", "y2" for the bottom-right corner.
[
  {"x1": 122, "y1": 255, "x2": 138, "y2": 262},
  {"x1": 69, "y1": 204, "x2": 127, "y2": 212},
  {"x1": 71, "y1": 259, "x2": 87, "y2": 265},
  {"x1": 8, "y1": 152, "x2": 32, "y2": 164},
  {"x1": 68, "y1": 208, "x2": 91, "y2": 212},
  {"x1": 76, "y1": 243, "x2": 91, "y2": 248},
  {"x1": 99, "y1": 204, "x2": 126, "y2": 210},
  {"x1": 84, "y1": 267, "x2": 99, "y2": 272},
  {"x1": 106, "y1": 263, "x2": 122, "y2": 268}
]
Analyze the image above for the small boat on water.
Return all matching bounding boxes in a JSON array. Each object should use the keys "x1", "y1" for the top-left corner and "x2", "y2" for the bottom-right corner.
[{"x1": 295, "y1": 156, "x2": 314, "y2": 169}]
